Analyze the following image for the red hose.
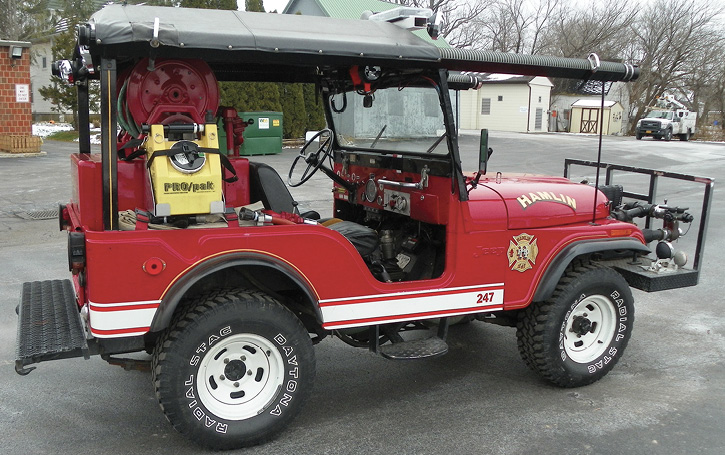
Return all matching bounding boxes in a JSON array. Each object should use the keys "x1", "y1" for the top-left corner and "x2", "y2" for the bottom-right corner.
[{"x1": 270, "y1": 216, "x2": 297, "y2": 226}]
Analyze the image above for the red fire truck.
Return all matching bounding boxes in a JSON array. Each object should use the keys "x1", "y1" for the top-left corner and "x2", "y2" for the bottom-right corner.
[{"x1": 16, "y1": 4, "x2": 713, "y2": 449}]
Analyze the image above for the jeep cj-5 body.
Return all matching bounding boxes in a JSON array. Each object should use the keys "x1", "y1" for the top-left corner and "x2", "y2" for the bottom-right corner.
[{"x1": 15, "y1": 5, "x2": 713, "y2": 449}]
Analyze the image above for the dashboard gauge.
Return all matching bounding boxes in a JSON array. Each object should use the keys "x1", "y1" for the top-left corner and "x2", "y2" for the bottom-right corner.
[{"x1": 365, "y1": 177, "x2": 378, "y2": 202}]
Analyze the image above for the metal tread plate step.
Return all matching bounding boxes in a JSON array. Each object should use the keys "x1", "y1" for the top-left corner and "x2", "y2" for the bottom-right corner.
[
  {"x1": 16, "y1": 279, "x2": 89, "y2": 375},
  {"x1": 379, "y1": 336, "x2": 448, "y2": 360}
]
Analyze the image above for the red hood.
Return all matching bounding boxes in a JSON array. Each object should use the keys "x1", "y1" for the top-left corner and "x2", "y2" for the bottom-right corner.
[{"x1": 470, "y1": 174, "x2": 610, "y2": 229}]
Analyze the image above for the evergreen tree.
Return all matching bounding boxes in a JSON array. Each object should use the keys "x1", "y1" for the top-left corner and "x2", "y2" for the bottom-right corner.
[
  {"x1": 0, "y1": 0, "x2": 53, "y2": 41},
  {"x1": 280, "y1": 83, "x2": 306, "y2": 139},
  {"x1": 37, "y1": 0, "x2": 100, "y2": 129},
  {"x1": 179, "y1": 0, "x2": 236, "y2": 9},
  {"x1": 303, "y1": 83, "x2": 326, "y2": 131},
  {"x1": 245, "y1": 0, "x2": 264, "y2": 11}
]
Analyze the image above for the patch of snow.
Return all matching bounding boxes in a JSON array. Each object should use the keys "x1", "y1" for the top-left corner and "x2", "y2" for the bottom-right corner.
[{"x1": 32, "y1": 122, "x2": 74, "y2": 138}]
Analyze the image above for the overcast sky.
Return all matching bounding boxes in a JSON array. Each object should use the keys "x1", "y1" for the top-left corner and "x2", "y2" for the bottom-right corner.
[{"x1": 237, "y1": 0, "x2": 290, "y2": 12}]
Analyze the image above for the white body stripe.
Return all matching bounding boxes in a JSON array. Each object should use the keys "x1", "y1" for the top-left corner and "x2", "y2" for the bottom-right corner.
[
  {"x1": 321, "y1": 287, "x2": 504, "y2": 329},
  {"x1": 89, "y1": 299, "x2": 162, "y2": 308},
  {"x1": 319, "y1": 283, "x2": 504, "y2": 304},
  {"x1": 88, "y1": 300, "x2": 161, "y2": 338}
]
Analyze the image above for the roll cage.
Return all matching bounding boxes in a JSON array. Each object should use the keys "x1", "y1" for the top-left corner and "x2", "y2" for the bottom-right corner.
[{"x1": 68, "y1": 4, "x2": 638, "y2": 230}]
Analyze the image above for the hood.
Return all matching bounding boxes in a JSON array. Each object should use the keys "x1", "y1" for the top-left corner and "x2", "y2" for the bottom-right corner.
[{"x1": 474, "y1": 175, "x2": 610, "y2": 229}]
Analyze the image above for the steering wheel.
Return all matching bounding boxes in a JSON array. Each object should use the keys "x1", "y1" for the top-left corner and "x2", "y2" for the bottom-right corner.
[{"x1": 288, "y1": 129, "x2": 334, "y2": 187}]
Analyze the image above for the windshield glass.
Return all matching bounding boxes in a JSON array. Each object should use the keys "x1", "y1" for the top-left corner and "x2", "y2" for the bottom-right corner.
[
  {"x1": 645, "y1": 110, "x2": 673, "y2": 120},
  {"x1": 328, "y1": 85, "x2": 448, "y2": 155}
]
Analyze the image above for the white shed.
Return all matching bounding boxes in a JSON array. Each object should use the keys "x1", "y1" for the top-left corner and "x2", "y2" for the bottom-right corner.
[
  {"x1": 569, "y1": 99, "x2": 624, "y2": 135},
  {"x1": 458, "y1": 74, "x2": 553, "y2": 132}
]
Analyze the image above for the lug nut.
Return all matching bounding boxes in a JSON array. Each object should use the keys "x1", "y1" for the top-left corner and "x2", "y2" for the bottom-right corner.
[
  {"x1": 220, "y1": 375, "x2": 225, "y2": 380},
  {"x1": 241, "y1": 355, "x2": 246, "y2": 361},
  {"x1": 234, "y1": 382, "x2": 239, "y2": 387},
  {"x1": 247, "y1": 370, "x2": 253, "y2": 376},
  {"x1": 224, "y1": 358, "x2": 229, "y2": 364}
]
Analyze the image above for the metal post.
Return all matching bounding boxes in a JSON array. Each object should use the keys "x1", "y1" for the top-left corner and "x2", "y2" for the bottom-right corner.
[
  {"x1": 77, "y1": 81, "x2": 91, "y2": 154},
  {"x1": 100, "y1": 58, "x2": 118, "y2": 231}
]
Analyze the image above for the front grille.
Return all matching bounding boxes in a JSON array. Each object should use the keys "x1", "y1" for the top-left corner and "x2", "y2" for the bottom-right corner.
[{"x1": 640, "y1": 121, "x2": 661, "y2": 129}]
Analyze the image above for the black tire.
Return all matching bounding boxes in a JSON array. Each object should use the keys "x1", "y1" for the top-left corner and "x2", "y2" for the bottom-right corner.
[
  {"x1": 664, "y1": 129, "x2": 672, "y2": 141},
  {"x1": 152, "y1": 289, "x2": 315, "y2": 449},
  {"x1": 516, "y1": 261, "x2": 634, "y2": 388},
  {"x1": 679, "y1": 131, "x2": 690, "y2": 141},
  {"x1": 635, "y1": 132, "x2": 642, "y2": 140}
]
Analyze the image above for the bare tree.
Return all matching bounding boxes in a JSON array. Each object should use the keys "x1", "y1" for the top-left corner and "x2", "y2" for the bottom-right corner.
[
  {"x1": 473, "y1": 0, "x2": 559, "y2": 54},
  {"x1": 678, "y1": 36, "x2": 725, "y2": 131},
  {"x1": 539, "y1": 0, "x2": 636, "y2": 59},
  {"x1": 625, "y1": 0, "x2": 724, "y2": 134},
  {"x1": 392, "y1": 0, "x2": 488, "y2": 48}
]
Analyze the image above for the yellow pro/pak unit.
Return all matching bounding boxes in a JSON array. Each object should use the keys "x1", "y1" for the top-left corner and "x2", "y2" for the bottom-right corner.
[{"x1": 145, "y1": 124, "x2": 225, "y2": 216}]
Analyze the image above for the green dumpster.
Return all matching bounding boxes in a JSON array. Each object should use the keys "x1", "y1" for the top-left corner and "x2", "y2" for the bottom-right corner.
[
  {"x1": 218, "y1": 111, "x2": 284, "y2": 156},
  {"x1": 239, "y1": 111, "x2": 283, "y2": 156}
]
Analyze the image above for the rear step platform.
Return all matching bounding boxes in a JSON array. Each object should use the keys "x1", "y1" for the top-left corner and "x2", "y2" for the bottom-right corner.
[
  {"x1": 609, "y1": 258, "x2": 700, "y2": 291},
  {"x1": 16, "y1": 280, "x2": 89, "y2": 375},
  {"x1": 379, "y1": 337, "x2": 448, "y2": 360}
]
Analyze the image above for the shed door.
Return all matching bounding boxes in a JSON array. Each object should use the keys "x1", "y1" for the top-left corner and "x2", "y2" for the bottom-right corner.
[
  {"x1": 580, "y1": 108, "x2": 599, "y2": 133},
  {"x1": 535, "y1": 108, "x2": 543, "y2": 131}
]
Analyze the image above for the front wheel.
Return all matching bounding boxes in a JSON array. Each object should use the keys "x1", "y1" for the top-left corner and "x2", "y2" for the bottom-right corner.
[
  {"x1": 516, "y1": 261, "x2": 634, "y2": 387},
  {"x1": 664, "y1": 129, "x2": 672, "y2": 141},
  {"x1": 152, "y1": 289, "x2": 315, "y2": 449}
]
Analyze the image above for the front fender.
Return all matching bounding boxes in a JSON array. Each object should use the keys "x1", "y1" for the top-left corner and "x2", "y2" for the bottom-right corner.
[{"x1": 531, "y1": 238, "x2": 650, "y2": 302}]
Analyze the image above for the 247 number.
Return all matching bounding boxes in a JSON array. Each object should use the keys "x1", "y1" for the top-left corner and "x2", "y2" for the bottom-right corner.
[{"x1": 477, "y1": 292, "x2": 494, "y2": 303}]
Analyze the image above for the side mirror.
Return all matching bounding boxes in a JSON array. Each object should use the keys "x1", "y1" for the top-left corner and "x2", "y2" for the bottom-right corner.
[{"x1": 479, "y1": 129, "x2": 493, "y2": 174}]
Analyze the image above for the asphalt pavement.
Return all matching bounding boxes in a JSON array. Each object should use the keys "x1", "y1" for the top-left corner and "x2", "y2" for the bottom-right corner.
[{"x1": 1, "y1": 132, "x2": 723, "y2": 454}]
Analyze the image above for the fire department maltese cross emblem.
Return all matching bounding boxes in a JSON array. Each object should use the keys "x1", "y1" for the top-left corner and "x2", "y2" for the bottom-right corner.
[{"x1": 508, "y1": 233, "x2": 539, "y2": 273}]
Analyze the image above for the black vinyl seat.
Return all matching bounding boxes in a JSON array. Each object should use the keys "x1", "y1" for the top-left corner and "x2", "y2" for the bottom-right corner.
[{"x1": 248, "y1": 162, "x2": 320, "y2": 220}]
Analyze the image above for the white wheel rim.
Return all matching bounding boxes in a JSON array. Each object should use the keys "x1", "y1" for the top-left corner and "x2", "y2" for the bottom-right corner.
[
  {"x1": 197, "y1": 333, "x2": 284, "y2": 420},
  {"x1": 563, "y1": 295, "x2": 617, "y2": 363}
]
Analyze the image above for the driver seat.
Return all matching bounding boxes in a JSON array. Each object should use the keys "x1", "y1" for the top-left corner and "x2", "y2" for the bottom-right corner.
[{"x1": 248, "y1": 162, "x2": 320, "y2": 220}]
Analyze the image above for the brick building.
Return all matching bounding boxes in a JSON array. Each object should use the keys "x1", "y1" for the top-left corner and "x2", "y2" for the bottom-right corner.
[{"x1": 1, "y1": 40, "x2": 41, "y2": 153}]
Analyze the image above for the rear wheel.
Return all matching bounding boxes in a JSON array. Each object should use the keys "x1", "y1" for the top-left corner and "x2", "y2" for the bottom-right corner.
[
  {"x1": 680, "y1": 131, "x2": 690, "y2": 141},
  {"x1": 152, "y1": 289, "x2": 315, "y2": 449},
  {"x1": 516, "y1": 261, "x2": 634, "y2": 387}
]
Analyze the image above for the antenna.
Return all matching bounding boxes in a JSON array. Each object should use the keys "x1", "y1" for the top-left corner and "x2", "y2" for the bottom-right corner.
[
  {"x1": 583, "y1": 53, "x2": 606, "y2": 225},
  {"x1": 591, "y1": 70, "x2": 606, "y2": 224}
]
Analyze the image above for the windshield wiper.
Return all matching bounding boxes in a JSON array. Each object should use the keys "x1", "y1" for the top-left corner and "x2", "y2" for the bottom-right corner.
[
  {"x1": 371, "y1": 125, "x2": 387, "y2": 149},
  {"x1": 426, "y1": 132, "x2": 447, "y2": 154}
]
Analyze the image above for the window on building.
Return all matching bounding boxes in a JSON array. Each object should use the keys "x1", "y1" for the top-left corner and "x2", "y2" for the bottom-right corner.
[
  {"x1": 42, "y1": 57, "x2": 47, "y2": 68},
  {"x1": 538, "y1": 96, "x2": 542, "y2": 103},
  {"x1": 481, "y1": 98, "x2": 491, "y2": 115},
  {"x1": 497, "y1": 95, "x2": 503, "y2": 102}
]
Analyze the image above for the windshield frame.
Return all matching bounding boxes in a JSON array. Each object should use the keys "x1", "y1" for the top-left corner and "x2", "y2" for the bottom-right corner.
[{"x1": 321, "y1": 68, "x2": 468, "y2": 201}]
